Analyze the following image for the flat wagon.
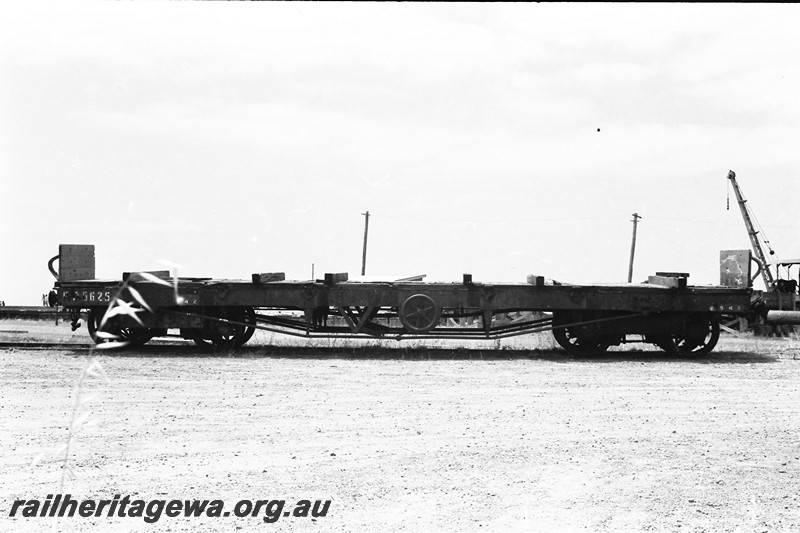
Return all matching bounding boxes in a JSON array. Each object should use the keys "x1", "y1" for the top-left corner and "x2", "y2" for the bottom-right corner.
[{"x1": 50, "y1": 244, "x2": 752, "y2": 356}]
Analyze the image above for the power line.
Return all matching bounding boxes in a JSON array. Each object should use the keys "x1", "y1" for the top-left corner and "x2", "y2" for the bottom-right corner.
[
  {"x1": 368, "y1": 212, "x2": 800, "y2": 229},
  {"x1": 369, "y1": 213, "x2": 625, "y2": 223},
  {"x1": 647, "y1": 215, "x2": 800, "y2": 229}
]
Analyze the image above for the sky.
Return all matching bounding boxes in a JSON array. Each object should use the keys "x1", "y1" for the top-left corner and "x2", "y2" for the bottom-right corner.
[{"x1": 2, "y1": 2, "x2": 799, "y2": 305}]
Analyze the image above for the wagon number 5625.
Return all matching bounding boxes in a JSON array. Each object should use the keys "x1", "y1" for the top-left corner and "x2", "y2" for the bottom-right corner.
[{"x1": 79, "y1": 290, "x2": 112, "y2": 303}]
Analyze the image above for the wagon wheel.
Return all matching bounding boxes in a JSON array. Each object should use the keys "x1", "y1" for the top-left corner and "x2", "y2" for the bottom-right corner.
[
  {"x1": 552, "y1": 325, "x2": 611, "y2": 357},
  {"x1": 551, "y1": 311, "x2": 611, "y2": 357},
  {"x1": 191, "y1": 333, "x2": 215, "y2": 348},
  {"x1": 399, "y1": 294, "x2": 441, "y2": 333},
  {"x1": 193, "y1": 307, "x2": 252, "y2": 349},
  {"x1": 657, "y1": 315, "x2": 720, "y2": 357},
  {"x1": 87, "y1": 308, "x2": 152, "y2": 346},
  {"x1": 240, "y1": 307, "x2": 257, "y2": 344}
]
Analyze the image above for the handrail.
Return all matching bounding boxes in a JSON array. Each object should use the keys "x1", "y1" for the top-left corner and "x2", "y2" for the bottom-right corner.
[{"x1": 48, "y1": 255, "x2": 59, "y2": 281}]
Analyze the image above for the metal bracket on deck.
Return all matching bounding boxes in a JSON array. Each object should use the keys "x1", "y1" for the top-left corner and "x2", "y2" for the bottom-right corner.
[
  {"x1": 325, "y1": 273, "x2": 349, "y2": 284},
  {"x1": 251, "y1": 273, "x2": 286, "y2": 284}
]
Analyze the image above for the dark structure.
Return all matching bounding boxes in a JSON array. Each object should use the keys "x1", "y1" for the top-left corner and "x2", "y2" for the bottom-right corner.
[{"x1": 49, "y1": 244, "x2": 756, "y2": 357}]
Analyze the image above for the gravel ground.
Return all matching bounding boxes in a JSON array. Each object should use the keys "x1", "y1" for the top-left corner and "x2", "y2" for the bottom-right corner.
[{"x1": 2, "y1": 321, "x2": 800, "y2": 532}]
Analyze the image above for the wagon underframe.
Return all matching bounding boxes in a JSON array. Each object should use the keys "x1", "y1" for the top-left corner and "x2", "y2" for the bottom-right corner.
[{"x1": 57, "y1": 275, "x2": 751, "y2": 357}]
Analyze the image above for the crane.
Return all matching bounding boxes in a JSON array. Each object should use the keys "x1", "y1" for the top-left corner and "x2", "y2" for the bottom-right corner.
[{"x1": 726, "y1": 170, "x2": 776, "y2": 289}]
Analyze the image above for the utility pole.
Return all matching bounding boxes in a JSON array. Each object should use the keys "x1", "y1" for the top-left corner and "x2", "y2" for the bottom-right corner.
[
  {"x1": 627, "y1": 213, "x2": 641, "y2": 283},
  {"x1": 361, "y1": 211, "x2": 370, "y2": 276}
]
